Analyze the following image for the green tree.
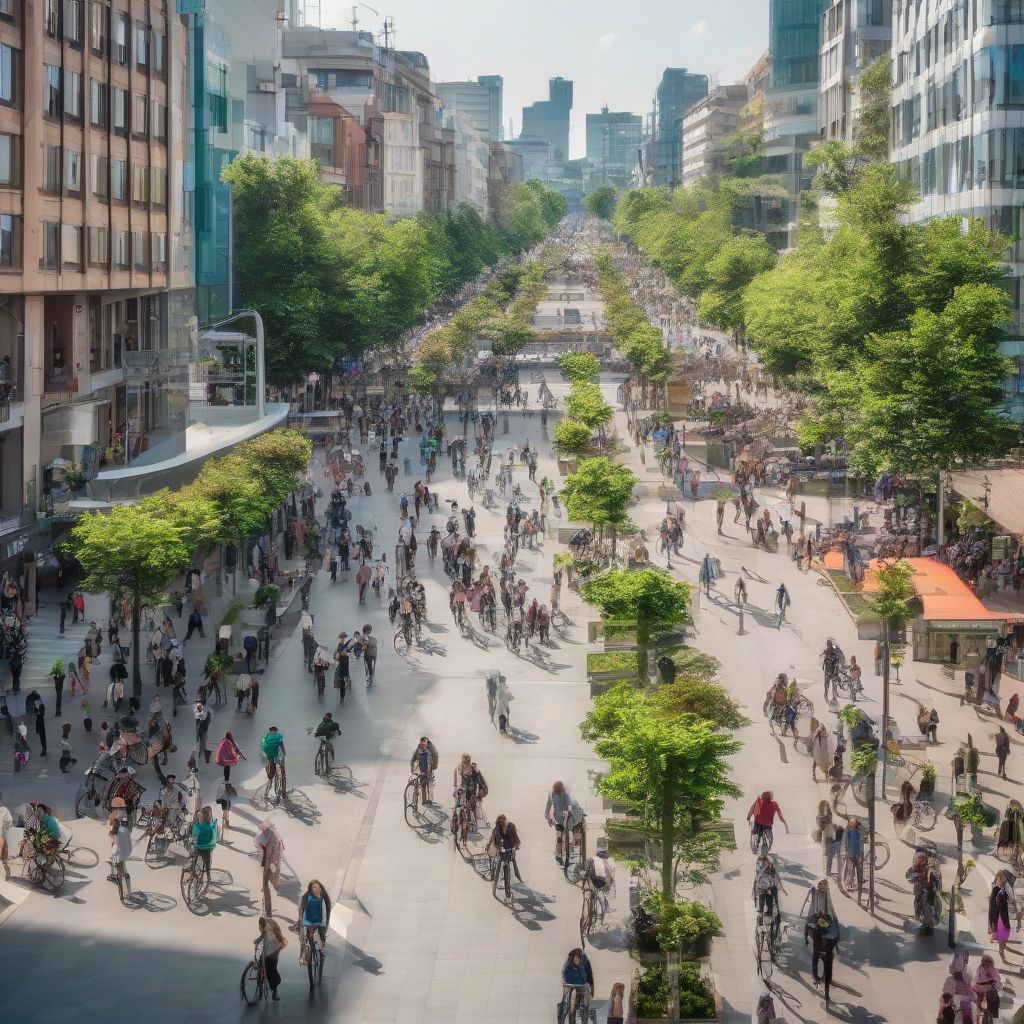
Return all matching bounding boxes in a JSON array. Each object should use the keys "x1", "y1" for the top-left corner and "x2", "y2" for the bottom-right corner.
[
  {"x1": 581, "y1": 568, "x2": 691, "y2": 682},
  {"x1": 557, "y1": 351, "x2": 600, "y2": 383},
  {"x1": 235, "y1": 429, "x2": 312, "y2": 504},
  {"x1": 565, "y1": 381, "x2": 614, "y2": 437},
  {"x1": 586, "y1": 694, "x2": 740, "y2": 897},
  {"x1": 866, "y1": 559, "x2": 917, "y2": 627},
  {"x1": 854, "y1": 54, "x2": 892, "y2": 165},
  {"x1": 553, "y1": 418, "x2": 592, "y2": 458},
  {"x1": 697, "y1": 234, "x2": 777, "y2": 332},
  {"x1": 71, "y1": 506, "x2": 192, "y2": 698},
  {"x1": 561, "y1": 457, "x2": 636, "y2": 556},
  {"x1": 586, "y1": 185, "x2": 618, "y2": 220}
]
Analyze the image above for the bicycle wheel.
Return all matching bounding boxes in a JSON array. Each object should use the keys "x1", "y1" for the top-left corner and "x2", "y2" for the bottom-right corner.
[
  {"x1": 915, "y1": 804, "x2": 938, "y2": 832},
  {"x1": 394, "y1": 629, "x2": 410, "y2": 657},
  {"x1": 756, "y1": 930, "x2": 774, "y2": 981},
  {"x1": 403, "y1": 779, "x2": 420, "y2": 827},
  {"x1": 873, "y1": 837, "x2": 891, "y2": 869},
  {"x1": 75, "y1": 783, "x2": 99, "y2": 818},
  {"x1": 580, "y1": 892, "x2": 594, "y2": 946},
  {"x1": 314, "y1": 748, "x2": 327, "y2": 778},
  {"x1": 851, "y1": 772, "x2": 871, "y2": 807},
  {"x1": 240, "y1": 960, "x2": 261, "y2": 1005}
]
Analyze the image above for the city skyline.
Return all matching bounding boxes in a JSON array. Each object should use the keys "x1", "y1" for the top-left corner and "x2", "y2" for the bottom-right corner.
[{"x1": 319, "y1": 0, "x2": 769, "y2": 157}]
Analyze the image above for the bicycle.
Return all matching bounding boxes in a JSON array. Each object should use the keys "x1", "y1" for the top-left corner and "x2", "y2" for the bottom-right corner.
[
  {"x1": 240, "y1": 941, "x2": 270, "y2": 1006},
  {"x1": 754, "y1": 910, "x2": 775, "y2": 982},
  {"x1": 451, "y1": 787, "x2": 472, "y2": 850},
  {"x1": 308, "y1": 729, "x2": 336, "y2": 778},
  {"x1": 404, "y1": 771, "x2": 433, "y2": 827},
  {"x1": 559, "y1": 983, "x2": 590, "y2": 1024},
  {"x1": 559, "y1": 817, "x2": 588, "y2": 884},
  {"x1": 579, "y1": 874, "x2": 610, "y2": 946},
  {"x1": 303, "y1": 925, "x2": 325, "y2": 988},
  {"x1": 23, "y1": 837, "x2": 66, "y2": 893},
  {"x1": 749, "y1": 826, "x2": 774, "y2": 856},
  {"x1": 394, "y1": 618, "x2": 413, "y2": 657},
  {"x1": 490, "y1": 847, "x2": 518, "y2": 903},
  {"x1": 180, "y1": 847, "x2": 209, "y2": 909},
  {"x1": 110, "y1": 857, "x2": 132, "y2": 905},
  {"x1": 258, "y1": 759, "x2": 288, "y2": 807}
]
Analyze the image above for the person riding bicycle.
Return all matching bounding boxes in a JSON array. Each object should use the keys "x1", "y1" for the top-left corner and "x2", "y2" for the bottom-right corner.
[
  {"x1": 752, "y1": 854, "x2": 786, "y2": 941},
  {"x1": 293, "y1": 879, "x2": 331, "y2": 980},
  {"x1": 313, "y1": 713, "x2": 341, "y2": 759},
  {"x1": 453, "y1": 754, "x2": 488, "y2": 824},
  {"x1": 821, "y1": 639, "x2": 842, "y2": 702},
  {"x1": 560, "y1": 947, "x2": 594, "y2": 1016},
  {"x1": 410, "y1": 736, "x2": 439, "y2": 804},
  {"x1": 108, "y1": 815, "x2": 132, "y2": 886},
  {"x1": 260, "y1": 726, "x2": 288, "y2": 798},
  {"x1": 583, "y1": 850, "x2": 615, "y2": 894},
  {"x1": 190, "y1": 805, "x2": 218, "y2": 884},
  {"x1": 149, "y1": 773, "x2": 188, "y2": 835},
  {"x1": 747, "y1": 791, "x2": 789, "y2": 847},
  {"x1": 489, "y1": 814, "x2": 521, "y2": 900},
  {"x1": 35, "y1": 804, "x2": 62, "y2": 848},
  {"x1": 545, "y1": 781, "x2": 585, "y2": 860}
]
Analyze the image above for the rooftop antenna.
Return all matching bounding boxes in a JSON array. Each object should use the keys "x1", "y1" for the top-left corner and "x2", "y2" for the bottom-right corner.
[
  {"x1": 351, "y1": 3, "x2": 379, "y2": 32},
  {"x1": 382, "y1": 15, "x2": 395, "y2": 50}
]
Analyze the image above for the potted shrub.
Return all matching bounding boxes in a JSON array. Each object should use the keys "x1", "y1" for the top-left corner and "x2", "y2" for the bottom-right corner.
[
  {"x1": 635, "y1": 963, "x2": 670, "y2": 1022},
  {"x1": 918, "y1": 762, "x2": 937, "y2": 802},
  {"x1": 50, "y1": 658, "x2": 66, "y2": 684},
  {"x1": 253, "y1": 584, "x2": 281, "y2": 612}
]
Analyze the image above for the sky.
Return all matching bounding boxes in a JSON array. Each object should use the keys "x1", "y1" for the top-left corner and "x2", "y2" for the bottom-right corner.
[{"x1": 318, "y1": 0, "x2": 770, "y2": 159}]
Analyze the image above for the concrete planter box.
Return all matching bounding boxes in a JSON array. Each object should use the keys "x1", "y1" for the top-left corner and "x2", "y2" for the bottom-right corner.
[{"x1": 557, "y1": 458, "x2": 578, "y2": 475}]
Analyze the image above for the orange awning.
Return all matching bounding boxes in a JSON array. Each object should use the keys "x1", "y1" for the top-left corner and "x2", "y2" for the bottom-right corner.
[{"x1": 898, "y1": 558, "x2": 1005, "y2": 622}]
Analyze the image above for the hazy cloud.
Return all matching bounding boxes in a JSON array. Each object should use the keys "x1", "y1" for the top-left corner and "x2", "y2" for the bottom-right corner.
[
  {"x1": 689, "y1": 18, "x2": 708, "y2": 37},
  {"x1": 596, "y1": 31, "x2": 616, "y2": 54}
]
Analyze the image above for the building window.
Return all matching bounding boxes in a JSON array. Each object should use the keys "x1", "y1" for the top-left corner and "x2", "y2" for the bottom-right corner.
[
  {"x1": 43, "y1": 64, "x2": 61, "y2": 118},
  {"x1": 90, "y1": 153, "x2": 107, "y2": 198},
  {"x1": 64, "y1": 70, "x2": 81, "y2": 120},
  {"x1": 87, "y1": 225, "x2": 107, "y2": 266},
  {"x1": 133, "y1": 94, "x2": 148, "y2": 137},
  {"x1": 90, "y1": 2, "x2": 107, "y2": 56},
  {"x1": 42, "y1": 145, "x2": 61, "y2": 192},
  {"x1": 41, "y1": 221, "x2": 60, "y2": 269},
  {"x1": 44, "y1": 0, "x2": 60, "y2": 36},
  {"x1": 0, "y1": 0, "x2": 13, "y2": 20},
  {"x1": 113, "y1": 10, "x2": 128, "y2": 64},
  {"x1": 153, "y1": 31, "x2": 165, "y2": 76},
  {"x1": 65, "y1": 148, "x2": 81, "y2": 194},
  {"x1": 61, "y1": 224, "x2": 82, "y2": 268},
  {"x1": 151, "y1": 231, "x2": 166, "y2": 268},
  {"x1": 131, "y1": 163, "x2": 148, "y2": 205},
  {"x1": 113, "y1": 228, "x2": 128, "y2": 268},
  {"x1": 112, "y1": 86, "x2": 127, "y2": 135},
  {"x1": 111, "y1": 158, "x2": 126, "y2": 200},
  {"x1": 309, "y1": 116, "x2": 334, "y2": 166},
  {"x1": 0, "y1": 45, "x2": 16, "y2": 107},
  {"x1": 152, "y1": 101, "x2": 167, "y2": 141},
  {"x1": 0, "y1": 214, "x2": 20, "y2": 268},
  {"x1": 150, "y1": 166, "x2": 166, "y2": 206},
  {"x1": 132, "y1": 229, "x2": 148, "y2": 269},
  {"x1": 135, "y1": 24, "x2": 148, "y2": 67},
  {"x1": 0, "y1": 133, "x2": 18, "y2": 186},
  {"x1": 64, "y1": 0, "x2": 82, "y2": 44},
  {"x1": 90, "y1": 80, "x2": 108, "y2": 127}
]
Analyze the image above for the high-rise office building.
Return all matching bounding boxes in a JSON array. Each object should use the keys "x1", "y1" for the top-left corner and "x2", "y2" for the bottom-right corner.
[
  {"x1": 819, "y1": 0, "x2": 891, "y2": 145},
  {"x1": 521, "y1": 77, "x2": 573, "y2": 164},
  {"x1": 437, "y1": 75, "x2": 502, "y2": 142},
  {"x1": 650, "y1": 68, "x2": 708, "y2": 186},
  {"x1": 585, "y1": 107, "x2": 642, "y2": 188},
  {"x1": 890, "y1": 0, "x2": 1024, "y2": 414}
]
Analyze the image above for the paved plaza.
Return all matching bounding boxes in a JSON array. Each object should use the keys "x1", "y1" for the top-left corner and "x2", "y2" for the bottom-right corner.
[{"x1": 0, "y1": 258, "x2": 1017, "y2": 1024}]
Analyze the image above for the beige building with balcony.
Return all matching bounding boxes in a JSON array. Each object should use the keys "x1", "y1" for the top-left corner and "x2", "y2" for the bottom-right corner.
[{"x1": 681, "y1": 85, "x2": 750, "y2": 186}]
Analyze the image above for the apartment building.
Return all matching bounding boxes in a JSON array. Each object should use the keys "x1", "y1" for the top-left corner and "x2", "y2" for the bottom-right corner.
[
  {"x1": 681, "y1": 85, "x2": 750, "y2": 186},
  {"x1": 447, "y1": 109, "x2": 489, "y2": 216},
  {"x1": 437, "y1": 75, "x2": 502, "y2": 142},
  {"x1": 585, "y1": 106, "x2": 642, "y2": 189},
  {"x1": 819, "y1": 0, "x2": 892, "y2": 143},
  {"x1": 890, "y1": 0, "x2": 1024, "y2": 414},
  {"x1": 648, "y1": 68, "x2": 708, "y2": 186}
]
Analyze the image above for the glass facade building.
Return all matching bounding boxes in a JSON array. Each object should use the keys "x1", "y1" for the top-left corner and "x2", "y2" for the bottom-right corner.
[
  {"x1": 890, "y1": 0, "x2": 1024, "y2": 412},
  {"x1": 650, "y1": 68, "x2": 708, "y2": 186}
]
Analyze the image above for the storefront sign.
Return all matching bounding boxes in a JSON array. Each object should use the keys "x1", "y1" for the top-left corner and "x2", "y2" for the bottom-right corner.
[{"x1": 926, "y1": 620, "x2": 1002, "y2": 633}]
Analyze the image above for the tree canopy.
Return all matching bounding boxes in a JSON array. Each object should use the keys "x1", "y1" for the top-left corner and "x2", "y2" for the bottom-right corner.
[
  {"x1": 224, "y1": 154, "x2": 565, "y2": 385},
  {"x1": 586, "y1": 185, "x2": 618, "y2": 220},
  {"x1": 561, "y1": 457, "x2": 636, "y2": 532}
]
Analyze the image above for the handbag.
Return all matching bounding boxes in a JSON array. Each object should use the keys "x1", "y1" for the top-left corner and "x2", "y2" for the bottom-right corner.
[
  {"x1": 245, "y1": 701, "x2": 255, "y2": 716},
  {"x1": 811, "y1": 827, "x2": 822, "y2": 843}
]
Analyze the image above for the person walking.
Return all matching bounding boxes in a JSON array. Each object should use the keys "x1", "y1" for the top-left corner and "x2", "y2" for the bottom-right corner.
[
  {"x1": 33, "y1": 697, "x2": 47, "y2": 757},
  {"x1": 256, "y1": 917, "x2": 287, "y2": 1001},
  {"x1": 214, "y1": 731, "x2": 245, "y2": 788},
  {"x1": 810, "y1": 911, "x2": 841, "y2": 1005},
  {"x1": 715, "y1": 500, "x2": 725, "y2": 535},
  {"x1": 9, "y1": 650, "x2": 22, "y2": 693},
  {"x1": 194, "y1": 701, "x2": 212, "y2": 764},
  {"x1": 995, "y1": 726, "x2": 1011, "y2": 780},
  {"x1": 813, "y1": 801, "x2": 834, "y2": 872},
  {"x1": 810, "y1": 720, "x2": 832, "y2": 783},
  {"x1": 989, "y1": 871, "x2": 1014, "y2": 960},
  {"x1": 775, "y1": 583, "x2": 791, "y2": 626},
  {"x1": 361, "y1": 624, "x2": 377, "y2": 686}
]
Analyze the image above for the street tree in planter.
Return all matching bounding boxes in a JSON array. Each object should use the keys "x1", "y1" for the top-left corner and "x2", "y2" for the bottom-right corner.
[
  {"x1": 557, "y1": 350, "x2": 600, "y2": 384},
  {"x1": 71, "y1": 505, "x2": 192, "y2": 701},
  {"x1": 565, "y1": 381, "x2": 614, "y2": 443},
  {"x1": 561, "y1": 457, "x2": 637, "y2": 559},
  {"x1": 581, "y1": 568, "x2": 690, "y2": 682},
  {"x1": 949, "y1": 792, "x2": 996, "y2": 882},
  {"x1": 553, "y1": 418, "x2": 592, "y2": 459},
  {"x1": 235, "y1": 429, "x2": 312, "y2": 501}
]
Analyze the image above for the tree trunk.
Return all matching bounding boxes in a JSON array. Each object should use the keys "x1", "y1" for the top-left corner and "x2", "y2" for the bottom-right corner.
[
  {"x1": 638, "y1": 621, "x2": 650, "y2": 683},
  {"x1": 131, "y1": 596, "x2": 142, "y2": 700},
  {"x1": 661, "y1": 758, "x2": 677, "y2": 899},
  {"x1": 611, "y1": 524, "x2": 617, "y2": 561}
]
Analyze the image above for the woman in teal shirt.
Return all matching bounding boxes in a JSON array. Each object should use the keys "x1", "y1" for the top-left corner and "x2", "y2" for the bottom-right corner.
[{"x1": 191, "y1": 805, "x2": 218, "y2": 883}]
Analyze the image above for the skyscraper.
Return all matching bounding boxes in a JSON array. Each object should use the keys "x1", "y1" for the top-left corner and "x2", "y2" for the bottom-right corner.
[
  {"x1": 437, "y1": 75, "x2": 502, "y2": 143},
  {"x1": 650, "y1": 68, "x2": 708, "y2": 186},
  {"x1": 585, "y1": 108, "x2": 643, "y2": 188},
  {"x1": 521, "y1": 77, "x2": 573, "y2": 164}
]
